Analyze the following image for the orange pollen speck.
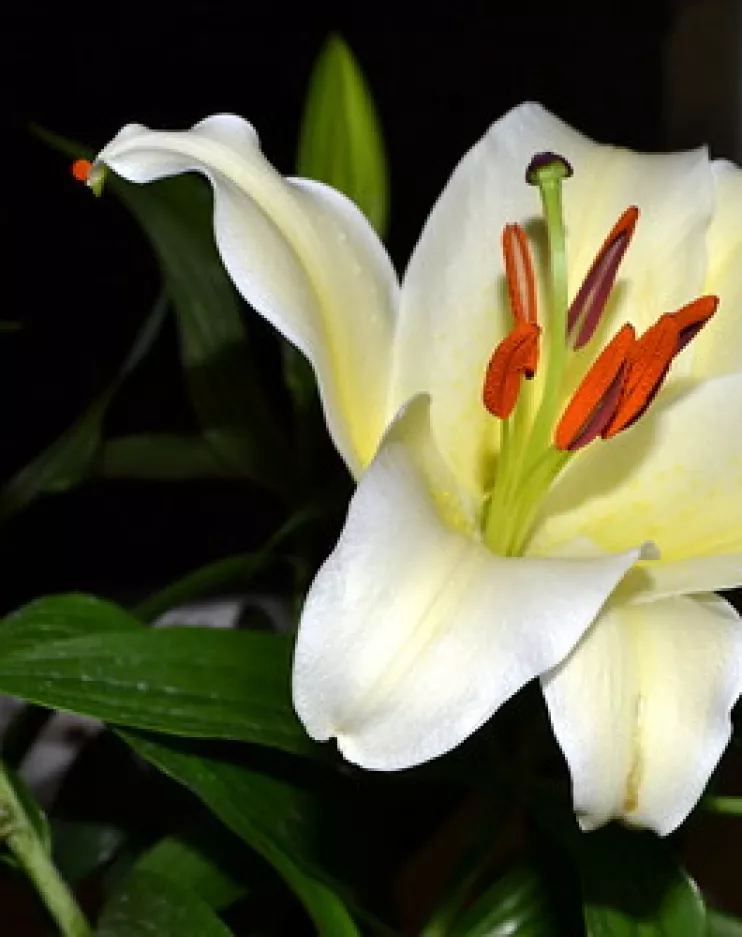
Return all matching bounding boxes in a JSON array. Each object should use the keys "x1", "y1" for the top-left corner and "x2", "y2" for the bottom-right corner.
[
  {"x1": 483, "y1": 321, "x2": 541, "y2": 420},
  {"x1": 555, "y1": 323, "x2": 635, "y2": 451},
  {"x1": 71, "y1": 159, "x2": 93, "y2": 183}
]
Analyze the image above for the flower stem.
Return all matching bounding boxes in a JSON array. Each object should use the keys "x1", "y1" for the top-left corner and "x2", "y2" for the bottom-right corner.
[
  {"x1": 702, "y1": 795, "x2": 742, "y2": 817},
  {"x1": 0, "y1": 760, "x2": 90, "y2": 936}
]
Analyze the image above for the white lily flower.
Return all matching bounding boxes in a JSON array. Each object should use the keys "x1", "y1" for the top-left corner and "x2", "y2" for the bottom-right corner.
[{"x1": 90, "y1": 102, "x2": 742, "y2": 835}]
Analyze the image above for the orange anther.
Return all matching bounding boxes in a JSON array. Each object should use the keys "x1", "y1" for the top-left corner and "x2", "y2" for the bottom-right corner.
[
  {"x1": 555, "y1": 323, "x2": 635, "y2": 451},
  {"x1": 71, "y1": 159, "x2": 93, "y2": 183},
  {"x1": 502, "y1": 223, "x2": 538, "y2": 326},
  {"x1": 672, "y1": 295, "x2": 718, "y2": 353},
  {"x1": 483, "y1": 321, "x2": 541, "y2": 419},
  {"x1": 603, "y1": 295, "x2": 718, "y2": 438}
]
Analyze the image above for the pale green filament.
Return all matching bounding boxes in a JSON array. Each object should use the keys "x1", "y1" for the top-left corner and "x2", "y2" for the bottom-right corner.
[{"x1": 483, "y1": 158, "x2": 572, "y2": 556}]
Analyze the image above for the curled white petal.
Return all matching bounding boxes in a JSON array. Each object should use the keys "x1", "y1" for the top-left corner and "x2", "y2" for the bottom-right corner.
[
  {"x1": 542, "y1": 593, "x2": 742, "y2": 835},
  {"x1": 292, "y1": 396, "x2": 643, "y2": 770},
  {"x1": 94, "y1": 114, "x2": 399, "y2": 474}
]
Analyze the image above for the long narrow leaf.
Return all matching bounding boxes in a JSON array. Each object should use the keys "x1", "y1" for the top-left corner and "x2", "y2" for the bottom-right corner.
[
  {"x1": 0, "y1": 294, "x2": 167, "y2": 524},
  {"x1": 0, "y1": 601, "x2": 313, "y2": 756},
  {"x1": 121, "y1": 731, "x2": 361, "y2": 937}
]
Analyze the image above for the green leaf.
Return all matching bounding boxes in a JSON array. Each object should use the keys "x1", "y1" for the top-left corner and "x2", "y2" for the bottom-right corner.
[
  {"x1": 96, "y1": 869, "x2": 234, "y2": 936},
  {"x1": 566, "y1": 823, "x2": 706, "y2": 937},
  {"x1": 99, "y1": 435, "x2": 236, "y2": 480},
  {"x1": 707, "y1": 910, "x2": 742, "y2": 936},
  {"x1": 113, "y1": 175, "x2": 291, "y2": 494},
  {"x1": 0, "y1": 593, "x2": 142, "y2": 649},
  {"x1": 0, "y1": 608, "x2": 313, "y2": 756},
  {"x1": 446, "y1": 863, "x2": 560, "y2": 937},
  {"x1": 35, "y1": 125, "x2": 291, "y2": 496},
  {"x1": 0, "y1": 293, "x2": 167, "y2": 524},
  {"x1": 136, "y1": 832, "x2": 247, "y2": 911},
  {"x1": 298, "y1": 33, "x2": 389, "y2": 237},
  {"x1": 121, "y1": 731, "x2": 361, "y2": 937}
]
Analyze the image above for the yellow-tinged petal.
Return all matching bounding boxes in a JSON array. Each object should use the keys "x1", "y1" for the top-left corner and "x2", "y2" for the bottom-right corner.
[
  {"x1": 530, "y1": 372, "x2": 742, "y2": 595},
  {"x1": 292, "y1": 396, "x2": 644, "y2": 770},
  {"x1": 541, "y1": 593, "x2": 742, "y2": 835},
  {"x1": 93, "y1": 114, "x2": 399, "y2": 475},
  {"x1": 391, "y1": 103, "x2": 714, "y2": 497},
  {"x1": 693, "y1": 160, "x2": 742, "y2": 379}
]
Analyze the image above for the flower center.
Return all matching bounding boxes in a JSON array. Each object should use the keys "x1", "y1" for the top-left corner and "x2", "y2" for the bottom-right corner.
[{"x1": 480, "y1": 153, "x2": 717, "y2": 557}]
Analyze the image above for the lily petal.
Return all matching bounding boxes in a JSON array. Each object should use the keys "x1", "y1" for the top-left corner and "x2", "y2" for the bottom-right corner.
[
  {"x1": 94, "y1": 114, "x2": 399, "y2": 474},
  {"x1": 292, "y1": 395, "x2": 644, "y2": 770},
  {"x1": 694, "y1": 160, "x2": 742, "y2": 379},
  {"x1": 531, "y1": 372, "x2": 742, "y2": 596},
  {"x1": 391, "y1": 102, "x2": 713, "y2": 496},
  {"x1": 541, "y1": 593, "x2": 742, "y2": 835}
]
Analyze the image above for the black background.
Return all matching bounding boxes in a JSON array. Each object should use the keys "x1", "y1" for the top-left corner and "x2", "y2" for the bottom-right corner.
[{"x1": 3, "y1": 0, "x2": 726, "y2": 609}]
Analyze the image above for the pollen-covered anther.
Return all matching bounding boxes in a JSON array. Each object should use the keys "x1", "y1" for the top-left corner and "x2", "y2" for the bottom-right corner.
[
  {"x1": 502, "y1": 223, "x2": 538, "y2": 326},
  {"x1": 71, "y1": 159, "x2": 93, "y2": 183},
  {"x1": 555, "y1": 323, "x2": 635, "y2": 451},
  {"x1": 568, "y1": 207, "x2": 639, "y2": 349},
  {"x1": 603, "y1": 295, "x2": 718, "y2": 439},
  {"x1": 483, "y1": 321, "x2": 541, "y2": 420}
]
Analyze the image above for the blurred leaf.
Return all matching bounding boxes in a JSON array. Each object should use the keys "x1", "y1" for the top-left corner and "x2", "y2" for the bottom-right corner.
[
  {"x1": 542, "y1": 814, "x2": 706, "y2": 937},
  {"x1": 52, "y1": 820, "x2": 128, "y2": 884},
  {"x1": 133, "y1": 503, "x2": 320, "y2": 623},
  {"x1": 580, "y1": 840, "x2": 705, "y2": 936},
  {"x1": 99, "y1": 435, "x2": 236, "y2": 480},
  {"x1": 121, "y1": 731, "x2": 361, "y2": 937},
  {"x1": 708, "y1": 910, "x2": 742, "y2": 935},
  {"x1": 298, "y1": 33, "x2": 389, "y2": 237},
  {"x1": 0, "y1": 293, "x2": 167, "y2": 524},
  {"x1": 35, "y1": 125, "x2": 291, "y2": 496},
  {"x1": 113, "y1": 175, "x2": 292, "y2": 495},
  {"x1": 443, "y1": 863, "x2": 559, "y2": 937},
  {"x1": 96, "y1": 868, "x2": 233, "y2": 936},
  {"x1": 0, "y1": 601, "x2": 314, "y2": 756},
  {"x1": 136, "y1": 832, "x2": 247, "y2": 911}
]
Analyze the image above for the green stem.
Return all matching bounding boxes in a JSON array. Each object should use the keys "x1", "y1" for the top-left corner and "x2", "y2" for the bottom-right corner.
[
  {"x1": 702, "y1": 795, "x2": 742, "y2": 817},
  {"x1": 0, "y1": 760, "x2": 90, "y2": 936}
]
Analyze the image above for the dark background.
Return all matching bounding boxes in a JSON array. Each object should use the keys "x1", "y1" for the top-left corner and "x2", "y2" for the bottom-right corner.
[{"x1": 3, "y1": 0, "x2": 739, "y2": 608}]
